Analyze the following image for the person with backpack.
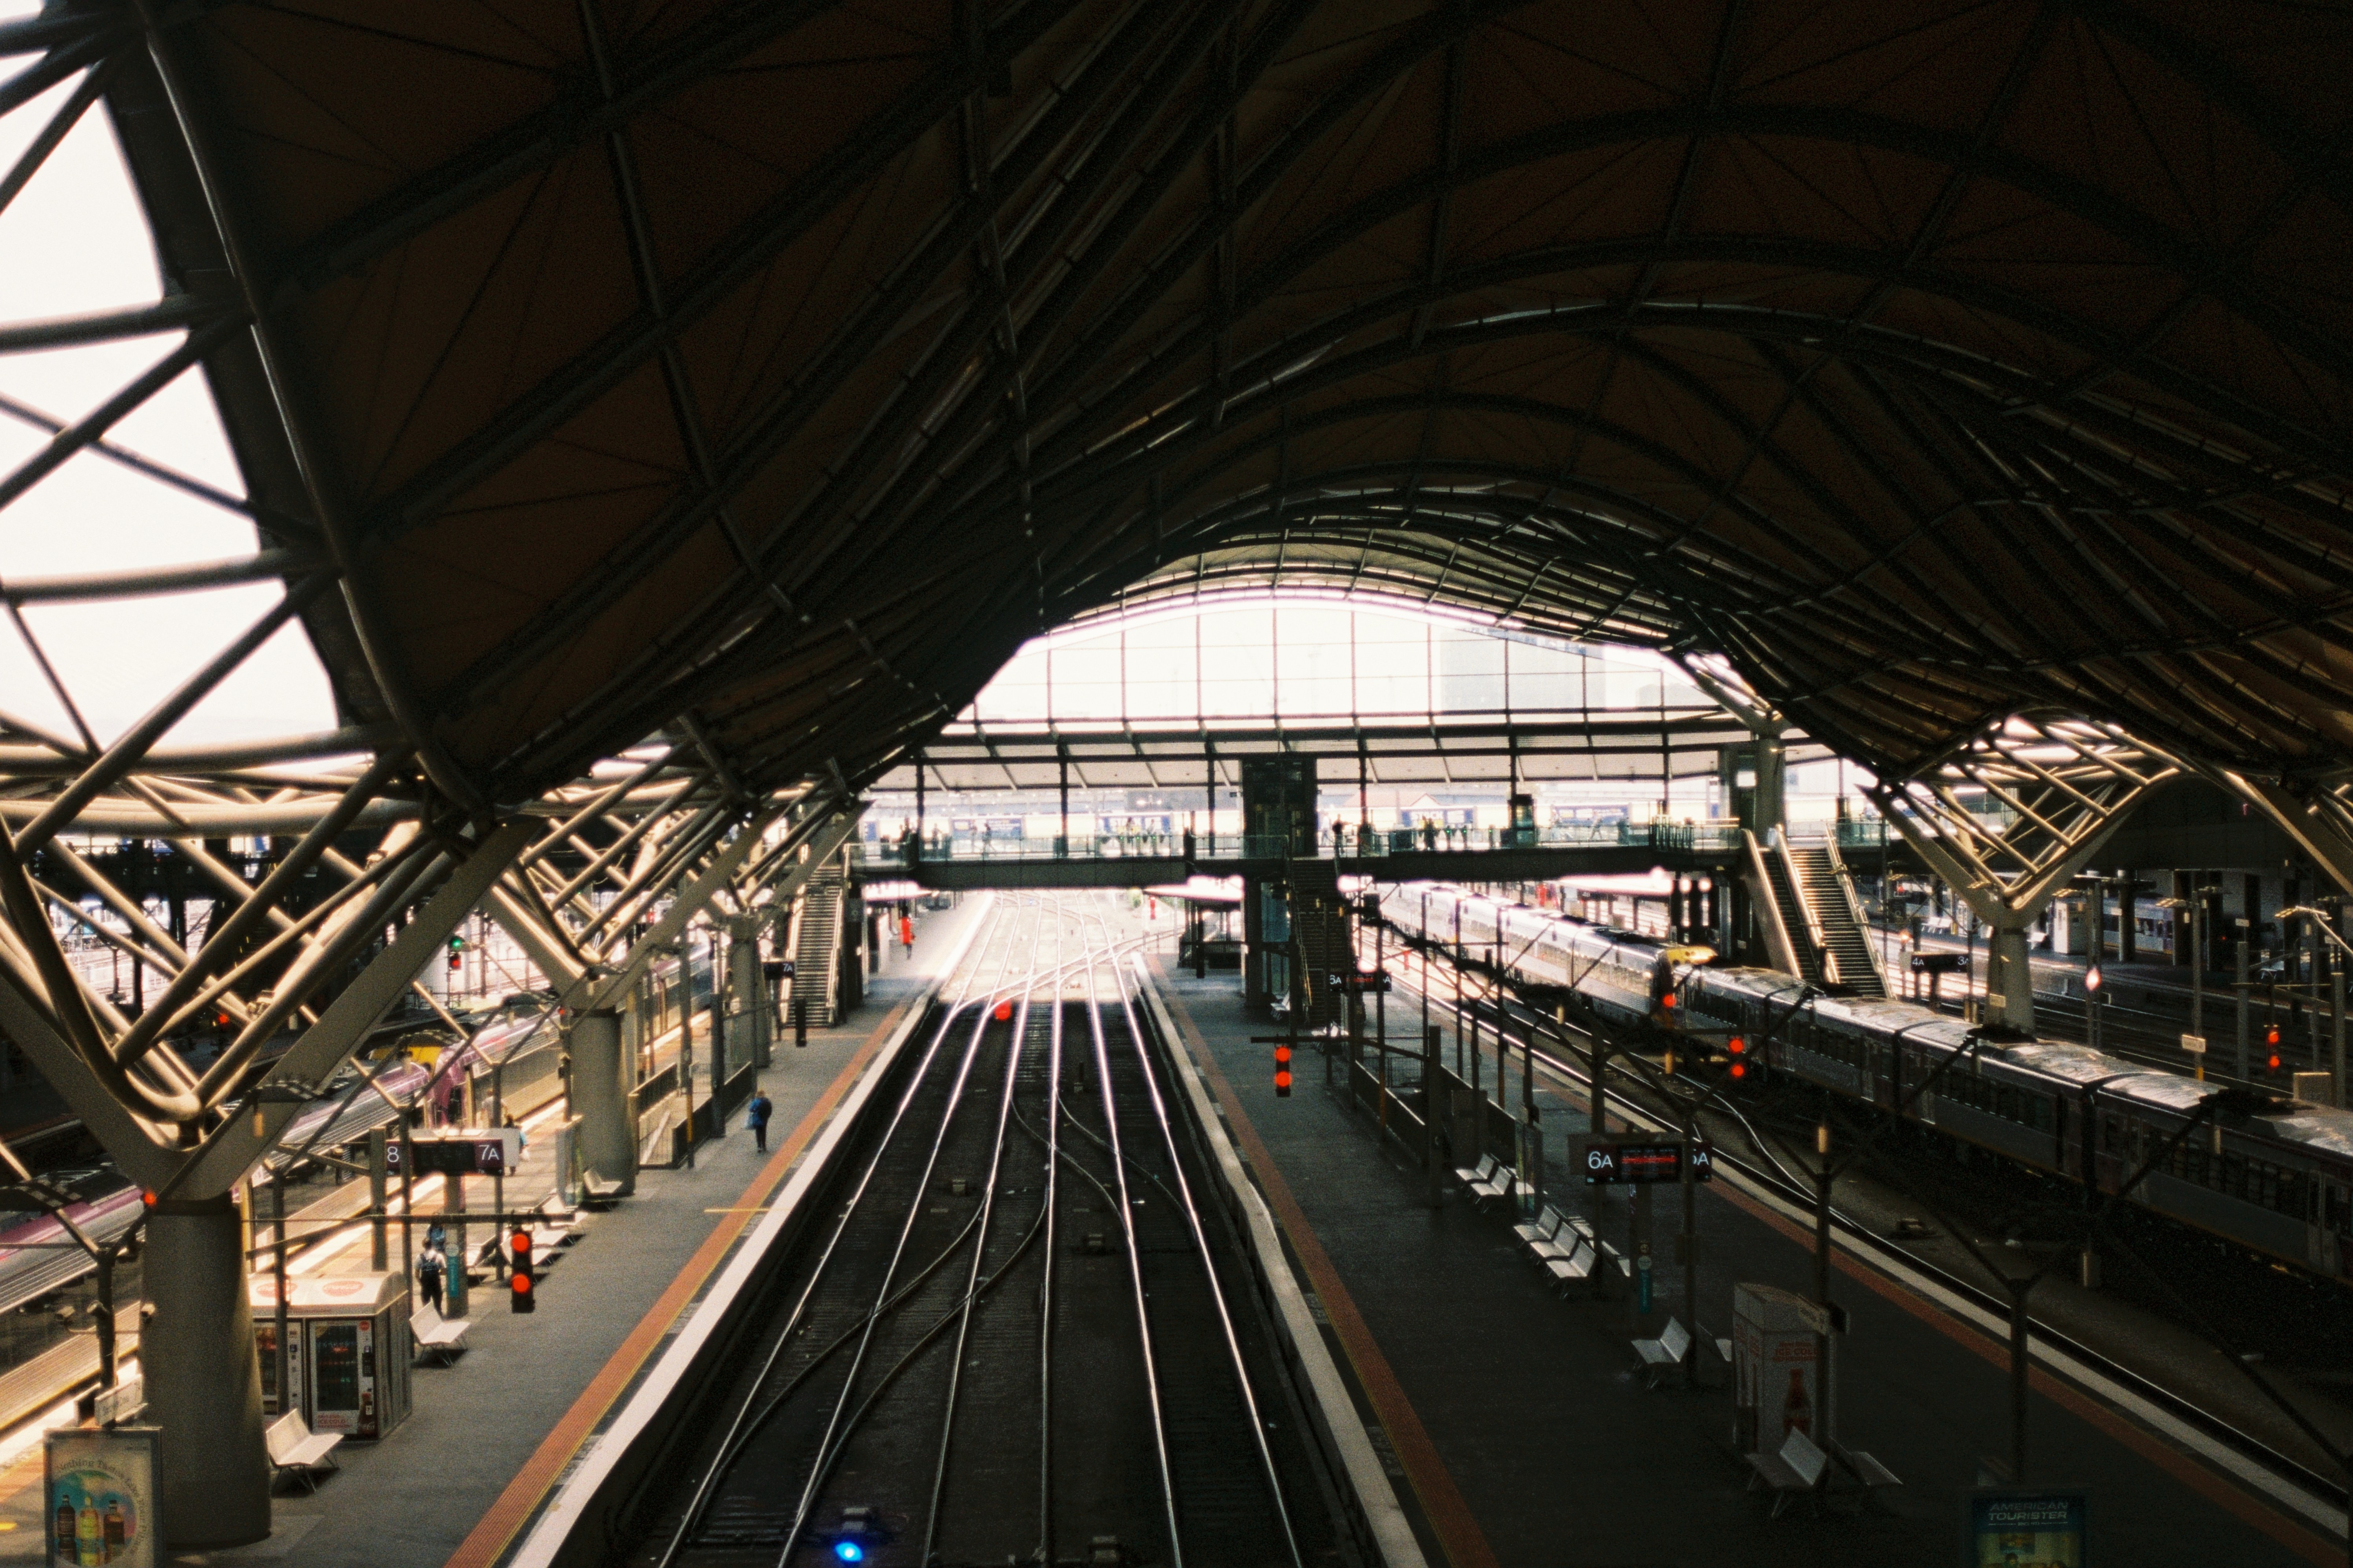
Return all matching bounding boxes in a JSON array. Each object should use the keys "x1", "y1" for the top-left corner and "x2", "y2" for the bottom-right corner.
[
  {"x1": 416, "y1": 1244, "x2": 447, "y2": 1314},
  {"x1": 746, "y1": 1089, "x2": 774, "y2": 1153}
]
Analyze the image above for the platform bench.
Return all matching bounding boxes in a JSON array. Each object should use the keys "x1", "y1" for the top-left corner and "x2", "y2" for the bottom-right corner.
[
  {"x1": 581, "y1": 1171, "x2": 626, "y2": 1206},
  {"x1": 1543, "y1": 1234, "x2": 1597, "y2": 1290},
  {"x1": 1747, "y1": 1427, "x2": 1828, "y2": 1517},
  {"x1": 1463, "y1": 1156, "x2": 1514, "y2": 1209},
  {"x1": 1633, "y1": 1316, "x2": 1692, "y2": 1388},
  {"x1": 412, "y1": 1302, "x2": 470, "y2": 1365},
  {"x1": 531, "y1": 1192, "x2": 582, "y2": 1252},
  {"x1": 1512, "y1": 1203, "x2": 1563, "y2": 1250},
  {"x1": 1533, "y1": 1213, "x2": 1593, "y2": 1266},
  {"x1": 265, "y1": 1411, "x2": 342, "y2": 1494}
]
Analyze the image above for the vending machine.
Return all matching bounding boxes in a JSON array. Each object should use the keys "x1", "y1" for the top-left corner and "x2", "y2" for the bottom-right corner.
[{"x1": 248, "y1": 1272, "x2": 413, "y2": 1440}]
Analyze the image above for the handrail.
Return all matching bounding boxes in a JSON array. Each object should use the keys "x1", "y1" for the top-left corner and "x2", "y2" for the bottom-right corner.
[
  {"x1": 1770, "y1": 828, "x2": 1837, "y2": 986},
  {"x1": 1743, "y1": 829, "x2": 1807, "y2": 981},
  {"x1": 1823, "y1": 839, "x2": 1892, "y2": 994}
]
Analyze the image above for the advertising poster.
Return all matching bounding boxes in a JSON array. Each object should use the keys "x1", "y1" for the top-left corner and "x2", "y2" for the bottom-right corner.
[
  {"x1": 45, "y1": 1428, "x2": 158, "y2": 1568},
  {"x1": 1968, "y1": 1488, "x2": 2086, "y2": 1568}
]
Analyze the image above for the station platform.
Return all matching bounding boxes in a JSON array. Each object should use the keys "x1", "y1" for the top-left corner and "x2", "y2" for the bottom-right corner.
[
  {"x1": 0, "y1": 894, "x2": 989, "y2": 1568},
  {"x1": 1143, "y1": 958, "x2": 2340, "y2": 1568}
]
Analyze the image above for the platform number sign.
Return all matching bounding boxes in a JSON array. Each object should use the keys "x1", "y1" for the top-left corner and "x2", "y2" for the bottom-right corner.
[
  {"x1": 1583, "y1": 1140, "x2": 1712, "y2": 1185},
  {"x1": 385, "y1": 1129, "x2": 520, "y2": 1176}
]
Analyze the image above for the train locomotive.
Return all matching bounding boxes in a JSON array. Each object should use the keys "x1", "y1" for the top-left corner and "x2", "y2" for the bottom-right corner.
[{"x1": 1383, "y1": 882, "x2": 2353, "y2": 1284}]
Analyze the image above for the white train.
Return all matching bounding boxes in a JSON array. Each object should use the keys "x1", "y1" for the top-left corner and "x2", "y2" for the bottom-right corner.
[{"x1": 1383, "y1": 883, "x2": 2353, "y2": 1283}]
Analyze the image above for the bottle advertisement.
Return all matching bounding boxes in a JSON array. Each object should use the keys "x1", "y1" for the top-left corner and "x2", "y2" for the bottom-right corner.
[{"x1": 45, "y1": 1428, "x2": 158, "y2": 1568}]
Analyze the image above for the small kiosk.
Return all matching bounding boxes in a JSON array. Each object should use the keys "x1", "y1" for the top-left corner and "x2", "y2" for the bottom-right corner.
[
  {"x1": 250, "y1": 1271, "x2": 413, "y2": 1440},
  {"x1": 1731, "y1": 1281, "x2": 1822, "y2": 1454}
]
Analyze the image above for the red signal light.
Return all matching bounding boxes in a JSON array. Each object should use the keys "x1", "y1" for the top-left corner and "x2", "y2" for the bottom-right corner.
[
  {"x1": 1274, "y1": 1042, "x2": 1293, "y2": 1097},
  {"x1": 2269, "y1": 1053, "x2": 2283, "y2": 1073},
  {"x1": 2266, "y1": 1026, "x2": 2281, "y2": 1047},
  {"x1": 1727, "y1": 1036, "x2": 1746, "y2": 1054},
  {"x1": 1661, "y1": 992, "x2": 1676, "y2": 1009},
  {"x1": 993, "y1": 1000, "x2": 1012, "y2": 1022},
  {"x1": 1729, "y1": 1062, "x2": 1747, "y2": 1080},
  {"x1": 510, "y1": 1229, "x2": 535, "y2": 1313}
]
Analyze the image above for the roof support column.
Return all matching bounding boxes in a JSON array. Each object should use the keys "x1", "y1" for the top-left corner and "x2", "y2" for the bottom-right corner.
[{"x1": 1869, "y1": 718, "x2": 2180, "y2": 1039}]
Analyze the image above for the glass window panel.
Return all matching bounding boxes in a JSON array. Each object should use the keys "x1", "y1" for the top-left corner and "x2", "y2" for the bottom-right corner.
[
  {"x1": 1199, "y1": 632, "x2": 1273, "y2": 715},
  {"x1": 1125, "y1": 681, "x2": 1196, "y2": 720},
  {"x1": 1434, "y1": 626, "x2": 1504, "y2": 713}
]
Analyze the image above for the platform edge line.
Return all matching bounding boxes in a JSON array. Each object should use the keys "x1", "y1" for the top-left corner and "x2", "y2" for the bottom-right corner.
[
  {"x1": 1148, "y1": 966, "x2": 1497, "y2": 1568},
  {"x1": 451, "y1": 894, "x2": 995, "y2": 1568},
  {"x1": 1484, "y1": 995, "x2": 2344, "y2": 1562},
  {"x1": 1130, "y1": 958, "x2": 1430, "y2": 1568}
]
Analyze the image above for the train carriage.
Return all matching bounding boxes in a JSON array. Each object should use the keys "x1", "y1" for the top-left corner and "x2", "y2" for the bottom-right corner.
[{"x1": 1383, "y1": 882, "x2": 2353, "y2": 1287}]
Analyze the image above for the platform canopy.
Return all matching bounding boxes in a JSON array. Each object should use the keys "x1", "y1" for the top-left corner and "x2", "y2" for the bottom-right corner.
[{"x1": 68, "y1": 0, "x2": 2353, "y2": 803}]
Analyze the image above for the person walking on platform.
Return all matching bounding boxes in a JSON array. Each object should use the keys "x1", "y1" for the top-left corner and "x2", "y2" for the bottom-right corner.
[
  {"x1": 416, "y1": 1244, "x2": 446, "y2": 1314},
  {"x1": 746, "y1": 1089, "x2": 774, "y2": 1154},
  {"x1": 899, "y1": 911, "x2": 914, "y2": 957}
]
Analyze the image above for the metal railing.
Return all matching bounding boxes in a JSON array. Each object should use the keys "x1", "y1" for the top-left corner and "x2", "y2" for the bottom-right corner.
[{"x1": 852, "y1": 815, "x2": 1776, "y2": 865}]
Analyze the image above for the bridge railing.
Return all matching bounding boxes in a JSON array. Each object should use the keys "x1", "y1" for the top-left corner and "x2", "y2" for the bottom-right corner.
[{"x1": 851, "y1": 816, "x2": 1791, "y2": 866}]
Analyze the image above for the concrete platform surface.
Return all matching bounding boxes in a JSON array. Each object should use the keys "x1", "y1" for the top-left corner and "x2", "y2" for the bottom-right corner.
[
  {"x1": 1148, "y1": 957, "x2": 2337, "y2": 1568},
  {"x1": 0, "y1": 894, "x2": 988, "y2": 1568}
]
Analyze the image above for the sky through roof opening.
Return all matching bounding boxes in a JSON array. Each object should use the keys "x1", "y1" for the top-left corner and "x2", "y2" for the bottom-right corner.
[{"x1": 0, "y1": 35, "x2": 334, "y2": 752}]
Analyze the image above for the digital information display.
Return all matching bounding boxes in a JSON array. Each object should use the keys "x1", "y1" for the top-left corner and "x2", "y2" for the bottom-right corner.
[
  {"x1": 385, "y1": 1128, "x2": 521, "y2": 1176},
  {"x1": 1583, "y1": 1140, "x2": 1713, "y2": 1185}
]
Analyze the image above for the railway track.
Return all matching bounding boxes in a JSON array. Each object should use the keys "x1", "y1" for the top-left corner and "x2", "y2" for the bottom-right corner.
[
  {"x1": 1390, "y1": 937, "x2": 2352, "y2": 1525},
  {"x1": 620, "y1": 895, "x2": 1336, "y2": 1568}
]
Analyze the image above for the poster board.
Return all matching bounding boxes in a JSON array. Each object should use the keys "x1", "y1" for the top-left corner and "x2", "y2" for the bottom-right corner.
[
  {"x1": 45, "y1": 1428, "x2": 158, "y2": 1568},
  {"x1": 1967, "y1": 1488, "x2": 2086, "y2": 1567}
]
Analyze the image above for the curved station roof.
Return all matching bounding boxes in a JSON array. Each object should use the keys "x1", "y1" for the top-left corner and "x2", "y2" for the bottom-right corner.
[{"x1": 85, "y1": 0, "x2": 2353, "y2": 803}]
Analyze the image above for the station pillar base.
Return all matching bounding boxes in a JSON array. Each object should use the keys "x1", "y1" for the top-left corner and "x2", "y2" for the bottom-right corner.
[
  {"x1": 147, "y1": 1194, "x2": 269, "y2": 1548},
  {"x1": 573, "y1": 1008, "x2": 635, "y2": 1195},
  {"x1": 1986, "y1": 925, "x2": 2038, "y2": 1036}
]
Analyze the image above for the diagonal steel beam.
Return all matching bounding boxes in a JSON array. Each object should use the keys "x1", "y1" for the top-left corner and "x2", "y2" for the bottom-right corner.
[{"x1": 175, "y1": 820, "x2": 534, "y2": 1197}]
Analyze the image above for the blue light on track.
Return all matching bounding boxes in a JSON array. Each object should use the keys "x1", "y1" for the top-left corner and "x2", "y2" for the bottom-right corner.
[{"x1": 832, "y1": 1544, "x2": 863, "y2": 1564}]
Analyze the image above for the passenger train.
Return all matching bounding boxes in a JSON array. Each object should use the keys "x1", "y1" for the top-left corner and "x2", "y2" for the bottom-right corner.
[
  {"x1": 1384, "y1": 883, "x2": 2353, "y2": 1285},
  {"x1": 0, "y1": 1000, "x2": 573, "y2": 1315}
]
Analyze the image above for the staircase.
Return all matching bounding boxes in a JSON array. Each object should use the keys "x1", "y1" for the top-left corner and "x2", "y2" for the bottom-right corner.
[
  {"x1": 1789, "y1": 844, "x2": 1888, "y2": 996},
  {"x1": 790, "y1": 862, "x2": 847, "y2": 1026},
  {"x1": 1754, "y1": 841, "x2": 1824, "y2": 985},
  {"x1": 1288, "y1": 860, "x2": 1352, "y2": 1030}
]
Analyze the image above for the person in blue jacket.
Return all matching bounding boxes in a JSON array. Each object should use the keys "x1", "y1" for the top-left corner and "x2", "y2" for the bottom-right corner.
[{"x1": 746, "y1": 1090, "x2": 774, "y2": 1153}]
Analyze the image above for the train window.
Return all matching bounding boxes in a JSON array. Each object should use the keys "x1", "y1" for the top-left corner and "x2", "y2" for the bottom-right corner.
[
  {"x1": 2222, "y1": 1152, "x2": 2246, "y2": 1199},
  {"x1": 1995, "y1": 1085, "x2": 2018, "y2": 1121},
  {"x1": 2027, "y1": 1094, "x2": 2053, "y2": 1132},
  {"x1": 2183, "y1": 1144, "x2": 2207, "y2": 1187},
  {"x1": 2257, "y1": 1164, "x2": 2279, "y2": 1211},
  {"x1": 2101, "y1": 1116, "x2": 2120, "y2": 1154}
]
